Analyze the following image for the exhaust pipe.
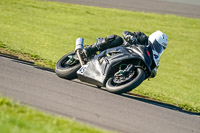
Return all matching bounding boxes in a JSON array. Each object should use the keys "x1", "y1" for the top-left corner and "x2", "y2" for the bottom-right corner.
[{"x1": 75, "y1": 38, "x2": 85, "y2": 66}]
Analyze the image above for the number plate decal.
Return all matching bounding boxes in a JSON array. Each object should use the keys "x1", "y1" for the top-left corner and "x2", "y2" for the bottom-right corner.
[{"x1": 77, "y1": 65, "x2": 88, "y2": 75}]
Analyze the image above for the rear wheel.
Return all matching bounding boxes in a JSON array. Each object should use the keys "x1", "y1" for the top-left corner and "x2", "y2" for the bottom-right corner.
[
  {"x1": 55, "y1": 52, "x2": 81, "y2": 80},
  {"x1": 106, "y1": 64, "x2": 145, "y2": 94}
]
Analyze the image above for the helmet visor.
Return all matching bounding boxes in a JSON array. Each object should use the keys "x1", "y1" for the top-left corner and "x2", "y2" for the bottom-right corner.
[{"x1": 151, "y1": 40, "x2": 164, "y2": 55}]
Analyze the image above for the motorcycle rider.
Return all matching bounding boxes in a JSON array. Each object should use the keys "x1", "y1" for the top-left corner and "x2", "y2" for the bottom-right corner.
[{"x1": 83, "y1": 30, "x2": 168, "y2": 78}]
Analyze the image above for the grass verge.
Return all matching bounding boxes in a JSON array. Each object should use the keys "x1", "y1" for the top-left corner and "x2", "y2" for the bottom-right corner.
[
  {"x1": 0, "y1": 97, "x2": 112, "y2": 133},
  {"x1": 0, "y1": 0, "x2": 200, "y2": 113}
]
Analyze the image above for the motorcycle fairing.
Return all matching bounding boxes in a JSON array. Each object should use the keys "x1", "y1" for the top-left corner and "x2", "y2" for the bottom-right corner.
[
  {"x1": 126, "y1": 44, "x2": 155, "y2": 72},
  {"x1": 77, "y1": 45, "x2": 153, "y2": 87}
]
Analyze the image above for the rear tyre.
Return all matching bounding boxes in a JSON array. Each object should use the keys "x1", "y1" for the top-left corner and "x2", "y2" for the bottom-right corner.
[
  {"x1": 55, "y1": 52, "x2": 81, "y2": 80},
  {"x1": 106, "y1": 67, "x2": 145, "y2": 94}
]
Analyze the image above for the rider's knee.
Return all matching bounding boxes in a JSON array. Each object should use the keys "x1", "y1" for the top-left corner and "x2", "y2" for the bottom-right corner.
[{"x1": 101, "y1": 35, "x2": 123, "y2": 50}]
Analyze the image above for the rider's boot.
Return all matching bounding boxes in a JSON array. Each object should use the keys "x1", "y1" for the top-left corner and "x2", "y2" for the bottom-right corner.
[
  {"x1": 83, "y1": 43, "x2": 99, "y2": 58},
  {"x1": 83, "y1": 35, "x2": 123, "y2": 58}
]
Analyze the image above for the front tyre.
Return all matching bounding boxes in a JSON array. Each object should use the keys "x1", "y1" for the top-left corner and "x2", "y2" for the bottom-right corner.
[
  {"x1": 55, "y1": 52, "x2": 81, "y2": 80},
  {"x1": 106, "y1": 67, "x2": 145, "y2": 94}
]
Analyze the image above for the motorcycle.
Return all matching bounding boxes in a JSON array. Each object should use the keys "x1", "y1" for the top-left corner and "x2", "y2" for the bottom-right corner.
[{"x1": 55, "y1": 37, "x2": 155, "y2": 94}]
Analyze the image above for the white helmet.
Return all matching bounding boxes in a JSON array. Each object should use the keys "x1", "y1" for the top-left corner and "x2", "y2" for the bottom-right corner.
[{"x1": 149, "y1": 30, "x2": 168, "y2": 55}]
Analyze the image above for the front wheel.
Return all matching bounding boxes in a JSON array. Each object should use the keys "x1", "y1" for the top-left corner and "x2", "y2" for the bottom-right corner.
[
  {"x1": 106, "y1": 67, "x2": 146, "y2": 94},
  {"x1": 55, "y1": 52, "x2": 81, "y2": 80}
]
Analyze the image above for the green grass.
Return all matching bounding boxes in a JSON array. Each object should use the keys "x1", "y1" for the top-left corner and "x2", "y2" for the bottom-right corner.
[
  {"x1": 0, "y1": 97, "x2": 112, "y2": 133},
  {"x1": 0, "y1": 0, "x2": 200, "y2": 113}
]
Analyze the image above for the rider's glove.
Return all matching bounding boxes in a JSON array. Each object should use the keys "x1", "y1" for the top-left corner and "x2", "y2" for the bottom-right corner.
[
  {"x1": 122, "y1": 31, "x2": 138, "y2": 45},
  {"x1": 126, "y1": 35, "x2": 138, "y2": 44}
]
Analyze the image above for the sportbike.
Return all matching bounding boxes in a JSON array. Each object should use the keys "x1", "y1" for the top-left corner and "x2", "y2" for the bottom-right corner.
[{"x1": 55, "y1": 38, "x2": 155, "y2": 94}]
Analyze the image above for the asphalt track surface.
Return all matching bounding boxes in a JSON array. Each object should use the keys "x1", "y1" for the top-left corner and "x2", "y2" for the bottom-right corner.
[
  {"x1": 1, "y1": 0, "x2": 200, "y2": 133},
  {"x1": 46, "y1": 0, "x2": 200, "y2": 18},
  {"x1": 0, "y1": 55, "x2": 200, "y2": 133}
]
